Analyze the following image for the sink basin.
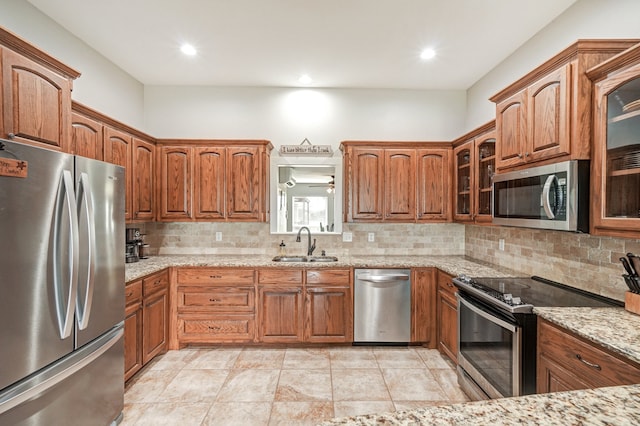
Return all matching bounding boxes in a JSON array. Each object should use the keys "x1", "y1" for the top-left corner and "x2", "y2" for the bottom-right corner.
[
  {"x1": 309, "y1": 256, "x2": 339, "y2": 262},
  {"x1": 272, "y1": 256, "x2": 308, "y2": 262}
]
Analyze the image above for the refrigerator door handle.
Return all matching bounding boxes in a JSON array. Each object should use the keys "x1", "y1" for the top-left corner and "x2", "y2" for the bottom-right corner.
[
  {"x1": 0, "y1": 326, "x2": 123, "y2": 416},
  {"x1": 53, "y1": 170, "x2": 79, "y2": 339},
  {"x1": 76, "y1": 172, "x2": 95, "y2": 330}
]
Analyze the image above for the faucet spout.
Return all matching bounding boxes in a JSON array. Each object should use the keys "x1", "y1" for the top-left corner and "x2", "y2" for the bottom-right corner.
[{"x1": 296, "y1": 226, "x2": 315, "y2": 256}]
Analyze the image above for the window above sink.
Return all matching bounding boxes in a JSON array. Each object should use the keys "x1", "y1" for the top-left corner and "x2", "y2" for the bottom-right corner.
[{"x1": 270, "y1": 155, "x2": 343, "y2": 235}]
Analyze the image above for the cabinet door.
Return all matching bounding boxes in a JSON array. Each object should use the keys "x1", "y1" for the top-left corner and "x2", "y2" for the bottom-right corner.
[
  {"x1": 226, "y1": 146, "x2": 261, "y2": 220},
  {"x1": 474, "y1": 131, "x2": 496, "y2": 222},
  {"x1": 1, "y1": 49, "x2": 71, "y2": 151},
  {"x1": 453, "y1": 142, "x2": 474, "y2": 222},
  {"x1": 305, "y1": 286, "x2": 352, "y2": 343},
  {"x1": 496, "y1": 89, "x2": 527, "y2": 170},
  {"x1": 417, "y1": 149, "x2": 450, "y2": 222},
  {"x1": 194, "y1": 146, "x2": 226, "y2": 219},
  {"x1": 124, "y1": 302, "x2": 143, "y2": 381},
  {"x1": 132, "y1": 139, "x2": 154, "y2": 221},
  {"x1": 258, "y1": 286, "x2": 303, "y2": 343},
  {"x1": 528, "y1": 63, "x2": 571, "y2": 162},
  {"x1": 384, "y1": 149, "x2": 416, "y2": 221},
  {"x1": 436, "y1": 270, "x2": 457, "y2": 364},
  {"x1": 103, "y1": 126, "x2": 132, "y2": 221},
  {"x1": 142, "y1": 290, "x2": 168, "y2": 364},
  {"x1": 158, "y1": 146, "x2": 192, "y2": 220},
  {"x1": 411, "y1": 268, "x2": 436, "y2": 346},
  {"x1": 71, "y1": 112, "x2": 103, "y2": 160},
  {"x1": 348, "y1": 148, "x2": 384, "y2": 221}
]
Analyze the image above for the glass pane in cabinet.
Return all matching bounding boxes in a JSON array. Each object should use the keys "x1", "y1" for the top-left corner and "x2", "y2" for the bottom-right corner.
[
  {"x1": 605, "y1": 78, "x2": 640, "y2": 218},
  {"x1": 457, "y1": 149, "x2": 471, "y2": 215}
]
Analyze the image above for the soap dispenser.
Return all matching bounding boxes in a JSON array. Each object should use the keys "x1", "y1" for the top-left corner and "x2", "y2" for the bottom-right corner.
[{"x1": 279, "y1": 240, "x2": 287, "y2": 256}]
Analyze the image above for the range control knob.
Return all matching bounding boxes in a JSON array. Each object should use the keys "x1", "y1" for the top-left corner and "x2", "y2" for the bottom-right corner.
[
  {"x1": 503, "y1": 293, "x2": 513, "y2": 302},
  {"x1": 512, "y1": 297, "x2": 522, "y2": 305}
]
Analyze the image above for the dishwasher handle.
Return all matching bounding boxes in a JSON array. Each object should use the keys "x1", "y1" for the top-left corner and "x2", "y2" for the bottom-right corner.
[{"x1": 357, "y1": 274, "x2": 410, "y2": 283}]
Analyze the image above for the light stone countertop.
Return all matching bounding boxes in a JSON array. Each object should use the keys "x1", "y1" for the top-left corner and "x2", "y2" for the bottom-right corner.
[{"x1": 124, "y1": 254, "x2": 520, "y2": 283}]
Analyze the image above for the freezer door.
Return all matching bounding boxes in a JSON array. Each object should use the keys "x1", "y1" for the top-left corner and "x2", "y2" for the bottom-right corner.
[
  {"x1": 75, "y1": 156, "x2": 125, "y2": 348},
  {"x1": 0, "y1": 141, "x2": 76, "y2": 391},
  {"x1": 0, "y1": 326, "x2": 124, "y2": 426}
]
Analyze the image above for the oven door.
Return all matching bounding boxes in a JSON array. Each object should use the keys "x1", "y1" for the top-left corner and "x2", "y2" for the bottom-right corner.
[{"x1": 457, "y1": 293, "x2": 521, "y2": 399}]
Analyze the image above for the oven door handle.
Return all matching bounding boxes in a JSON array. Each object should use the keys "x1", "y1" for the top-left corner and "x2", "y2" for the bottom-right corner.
[{"x1": 458, "y1": 295, "x2": 518, "y2": 332}]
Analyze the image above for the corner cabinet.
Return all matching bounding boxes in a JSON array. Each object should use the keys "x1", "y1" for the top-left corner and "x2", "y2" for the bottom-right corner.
[
  {"x1": 587, "y1": 42, "x2": 640, "y2": 238},
  {"x1": 156, "y1": 140, "x2": 272, "y2": 222},
  {"x1": 411, "y1": 268, "x2": 436, "y2": 347},
  {"x1": 452, "y1": 122, "x2": 495, "y2": 223},
  {"x1": 342, "y1": 142, "x2": 452, "y2": 223},
  {"x1": 491, "y1": 40, "x2": 638, "y2": 172},
  {"x1": 0, "y1": 28, "x2": 80, "y2": 151}
]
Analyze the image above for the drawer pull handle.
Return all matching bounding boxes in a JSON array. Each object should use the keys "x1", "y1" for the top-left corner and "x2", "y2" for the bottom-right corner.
[
  {"x1": 126, "y1": 292, "x2": 133, "y2": 298},
  {"x1": 447, "y1": 282, "x2": 455, "y2": 288},
  {"x1": 210, "y1": 275, "x2": 222, "y2": 279},
  {"x1": 576, "y1": 354, "x2": 601, "y2": 371},
  {"x1": 208, "y1": 326, "x2": 221, "y2": 331},
  {"x1": 209, "y1": 298, "x2": 221, "y2": 302}
]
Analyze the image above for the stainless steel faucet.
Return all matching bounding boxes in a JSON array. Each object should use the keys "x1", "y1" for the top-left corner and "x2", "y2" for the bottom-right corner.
[{"x1": 296, "y1": 226, "x2": 316, "y2": 256}]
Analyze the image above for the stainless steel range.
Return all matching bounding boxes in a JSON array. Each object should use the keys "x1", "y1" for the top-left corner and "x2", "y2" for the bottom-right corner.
[{"x1": 453, "y1": 275, "x2": 622, "y2": 400}]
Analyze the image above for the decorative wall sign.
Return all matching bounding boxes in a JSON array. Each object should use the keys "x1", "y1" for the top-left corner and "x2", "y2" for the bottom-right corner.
[
  {"x1": 279, "y1": 138, "x2": 333, "y2": 156},
  {"x1": 0, "y1": 157, "x2": 28, "y2": 178}
]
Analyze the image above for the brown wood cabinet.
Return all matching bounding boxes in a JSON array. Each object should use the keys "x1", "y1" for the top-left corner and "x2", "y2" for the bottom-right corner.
[
  {"x1": 132, "y1": 138, "x2": 155, "y2": 221},
  {"x1": 491, "y1": 40, "x2": 638, "y2": 172},
  {"x1": 342, "y1": 142, "x2": 451, "y2": 223},
  {"x1": 156, "y1": 140, "x2": 272, "y2": 222},
  {"x1": 305, "y1": 269, "x2": 352, "y2": 343},
  {"x1": 452, "y1": 122, "x2": 496, "y2": 223},
  {"x1": 104, "y1": 126, "x2": 133, "y2": 221},
  {"x1": 0, "y1": 28, "x2": 80, "y2": 151},
  {"x1": 142, "y1": 270, "x2": 169, "y2": 364},
  {"x1": 175, "y1": 267, "x2": 256, "y2": 345},
  {"x1": 411, "y1": 268, "x2": 436, "y2": 346},
  {"x1": 124, "y1": 280, "x2": 143, "y2": 381},
  {"x1": 71, "y1": 112, "x2": 103, "y2": 160},
  {"x1": 587, "y1": 43, "x2": 640, "y2": 239},
  {"x1": 436, "y1": 269, "x2": 457, "y2": 364},
  {"x1": 537, "y1": 318, "x2": 640, "y2": 393}
]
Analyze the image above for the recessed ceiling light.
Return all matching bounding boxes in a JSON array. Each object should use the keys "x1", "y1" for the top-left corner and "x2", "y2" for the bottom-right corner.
[
  {"x1": 180, "y1": 43, "x2": 197, "y2": 56},
  {"x1": 420, "y1": 48, "x2": 436, "y2": 61},
  {"x1": 298, "y1": 74, "x2": 313, "y2": 85}
]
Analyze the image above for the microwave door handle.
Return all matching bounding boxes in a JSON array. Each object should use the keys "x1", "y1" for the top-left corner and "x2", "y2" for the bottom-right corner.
[{"x1": 541, "y1": 175, "x2": 558, "y2": 219}]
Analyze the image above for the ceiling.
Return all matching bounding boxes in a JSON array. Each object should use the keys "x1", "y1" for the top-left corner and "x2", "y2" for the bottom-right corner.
[{"x1": 27, "y1": 0, "x2": 578, "y2": 90}]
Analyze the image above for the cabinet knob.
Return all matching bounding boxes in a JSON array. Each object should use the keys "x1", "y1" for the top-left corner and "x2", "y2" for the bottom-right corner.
[
  {"x1": 524, "y1": 152, "x2": 530, "y2": 158},
  {"x1": 209, "y1": 298, "x2": 221, "y2": 302},
  {"x1": 517, "y1": 153, "x2": 523, "y2": 159},
  {"x1": 8, "y1": 133, "x2": 15, "y2": 140}
]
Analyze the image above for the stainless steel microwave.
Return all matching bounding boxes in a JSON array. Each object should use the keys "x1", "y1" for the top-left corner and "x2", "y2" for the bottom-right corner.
[{"x1": 492, "y1": 160, "x2": 589, "y2": 232}]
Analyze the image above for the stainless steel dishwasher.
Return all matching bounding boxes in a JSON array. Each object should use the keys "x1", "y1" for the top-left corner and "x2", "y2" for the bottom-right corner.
[{"x1": 354, "y1": 269, "x2": 411, "y2": 343}]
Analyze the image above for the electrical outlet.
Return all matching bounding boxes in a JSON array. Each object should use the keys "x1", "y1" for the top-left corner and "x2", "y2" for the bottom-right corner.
[
  {"x1": 498, "y1": 238, "x2": 505, "y2": 251},
  {"x1": 368, "y1": 232, "x2": 375, "y2": 242},
  {"x1": 215, "y1": 231, "x2": 222, "y2": 241},
  {"x1": 342, "y1": 232, "x2": 353, "y2": 242}
]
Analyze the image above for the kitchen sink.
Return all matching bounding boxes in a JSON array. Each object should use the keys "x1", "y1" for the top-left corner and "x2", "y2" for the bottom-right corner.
[
  {"x1": 309, "y1": 256, "x2": 339, "y2": 262},
  {"x1": 272, "y1": 256, "x2": 308, "y2": 262}
]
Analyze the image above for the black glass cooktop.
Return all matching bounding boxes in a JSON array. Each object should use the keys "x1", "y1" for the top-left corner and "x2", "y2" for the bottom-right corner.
[{"x1": 458, "y1": 275, "x2": 622, "y2": 310}]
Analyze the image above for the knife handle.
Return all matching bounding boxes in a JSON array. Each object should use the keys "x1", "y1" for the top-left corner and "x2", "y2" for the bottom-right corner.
[
  {"x1": 620, "y1": 257, "x2": 635, "y2": 276},
  {"x1": 627, "y1": 253, "x2": 640, "y2": 277}
]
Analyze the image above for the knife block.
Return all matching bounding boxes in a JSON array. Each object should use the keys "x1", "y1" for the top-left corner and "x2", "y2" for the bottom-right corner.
[{"x1": 625, "y1": 292, "x2": 640, "y2": 315}]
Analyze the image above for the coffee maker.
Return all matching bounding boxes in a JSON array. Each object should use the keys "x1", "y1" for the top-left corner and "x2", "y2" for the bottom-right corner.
[{"x1": 125, "y1": 228, "x2": 142, "y2": 263}]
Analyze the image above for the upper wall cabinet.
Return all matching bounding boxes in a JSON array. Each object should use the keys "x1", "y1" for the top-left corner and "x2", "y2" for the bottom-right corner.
[
  {"x1": 341, "y1": 142, "x2": 452, "y2": 223},
  {"x1": 0, "y1": 27, "x2": 80, "y2": 151},
  {"x1": 588, "y1": 42, "x2": 640, "y2": 239},
  {"x1": 156, "y1": 140, "x2": 272, "y2": 222},
  {"x1": 452, "y1": 122, "x2": 495, "y2": 224},
  {"x1": 491, "y1": 40, "x2": 639, "y2": 172}
]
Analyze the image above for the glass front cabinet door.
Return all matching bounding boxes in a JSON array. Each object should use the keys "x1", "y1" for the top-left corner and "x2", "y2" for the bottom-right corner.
[
  {"x1": 475, "y1": 131, "x2": 496, "y2": 223},
  {"x1": 590, "y1": 44, "x2": 640, "y2": 238}
]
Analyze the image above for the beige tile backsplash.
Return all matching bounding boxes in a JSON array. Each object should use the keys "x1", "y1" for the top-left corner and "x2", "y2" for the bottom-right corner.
[{"x1": 136, "y1": 221, "x2": 637, "y2": 301}]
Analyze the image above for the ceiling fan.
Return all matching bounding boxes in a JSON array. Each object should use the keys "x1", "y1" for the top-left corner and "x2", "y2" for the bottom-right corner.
[{"x1": 309, "y1": 176, "x2": 335, "y2": 192}]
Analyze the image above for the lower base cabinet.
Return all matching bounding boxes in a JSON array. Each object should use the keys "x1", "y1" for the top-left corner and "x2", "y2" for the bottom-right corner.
[
  {"x1": 537, "y1": 318, "x2": 640, "y2": 393},
  {"x1": 411, "y1": 268, "x2": 436, "y2": 346},
  {"x1": 124, "y1": 269, "x2": 169, "y2": 381},
  {"x1": 258, "y1": 286, "x2": 304, "y2": 342},
  {"x1": 305, "y1": 285, "x2": 352, "y2": 343},
  {"x1": 436, "y1": 270, "x2": 458, "y2": 364}
]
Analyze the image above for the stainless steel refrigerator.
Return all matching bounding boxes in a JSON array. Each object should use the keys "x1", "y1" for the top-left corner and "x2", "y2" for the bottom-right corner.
[{"x1": 0, "y1": 139, "x2": 125, "y2": 425}]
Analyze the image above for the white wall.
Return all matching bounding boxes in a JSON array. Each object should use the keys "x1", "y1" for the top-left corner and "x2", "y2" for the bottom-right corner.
[
  {"x1": 144, "y1": 86, "x2": 466, "y2": 147},
  {"x1": 465, "y1": 0, "x2": 640, "y2": 132},
  {"x1": 0, "y1": 0, "x2": 145, "y2": 130}
]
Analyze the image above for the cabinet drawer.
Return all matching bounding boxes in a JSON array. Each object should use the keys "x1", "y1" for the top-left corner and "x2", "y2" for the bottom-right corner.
[
  {"x1": 306, "y1": 269, "x2": 350, "y2": 285},
  {"x1": 258, "y1": 269, "x2": 303, "y2": 284},
  {"x1": 437, "y1": 272, "x2": 457, "y2": 298},
  {"x1": 177, "y1": 314, "x2": 255, "y2": 343},
  {"x1": 177, "y1": 268, "x2": 255, "y2": 285},
  {"x1": 178, "y1": 286, "x2": 255, "y2": 312},
  {"x1": 143, "y1": 272, "x2": 168, "y2": 296},
  {"x1": 538, "y1": 319, "x2": 640, "y2": 388},
  {"x1": 125, "y1": 280, "x2": 142, "y2": 306}
]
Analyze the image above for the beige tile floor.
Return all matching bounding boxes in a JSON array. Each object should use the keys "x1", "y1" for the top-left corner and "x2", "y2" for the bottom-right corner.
[{"x1": 122, "y1": 346, "x2": 469, "y2": 425}]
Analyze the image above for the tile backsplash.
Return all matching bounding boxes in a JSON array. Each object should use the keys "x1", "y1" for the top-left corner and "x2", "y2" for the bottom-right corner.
[{"x1": 134, "y1": 221, "x2": 638, "y2": 301}]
